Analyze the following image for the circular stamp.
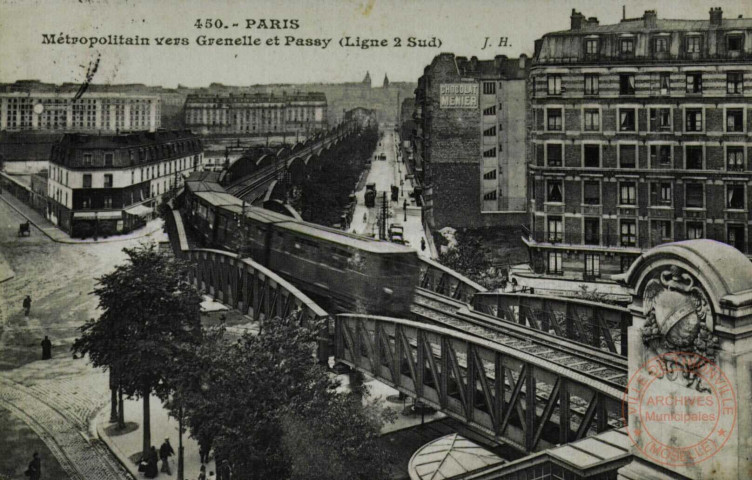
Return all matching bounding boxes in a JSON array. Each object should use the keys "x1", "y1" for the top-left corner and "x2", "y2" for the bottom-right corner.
[{"x1": 622, "y1": 351, "x2": 736, "y2": 467}]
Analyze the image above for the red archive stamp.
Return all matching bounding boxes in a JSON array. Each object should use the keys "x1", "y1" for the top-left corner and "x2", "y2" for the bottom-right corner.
[{"x1": 622, "y1": 352, "x2": 737, "y2": 467}]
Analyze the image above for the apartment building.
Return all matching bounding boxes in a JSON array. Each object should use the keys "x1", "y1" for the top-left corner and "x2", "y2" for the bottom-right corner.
[{"x1": 526, "y1": 8, "x2": 752, "y2": 280}]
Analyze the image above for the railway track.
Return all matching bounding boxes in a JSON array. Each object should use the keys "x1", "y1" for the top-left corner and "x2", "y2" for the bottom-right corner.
[{"x1": 410, "y1": 288, "x2": 628, "y2": 390}]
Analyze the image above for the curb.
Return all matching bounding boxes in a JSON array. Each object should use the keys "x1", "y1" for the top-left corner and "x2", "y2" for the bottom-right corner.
[
  {"x1": 0, "y1": 193, "x2": 163, "y2": 245},
  {"x1": 94, "y1": 407, "x2": 140, "y2": 480}
]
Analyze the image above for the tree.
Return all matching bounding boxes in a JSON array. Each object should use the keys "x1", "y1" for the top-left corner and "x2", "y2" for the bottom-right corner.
[
  {"x1": 73, "y1": 244, "x2": 202, "y2": 458},
  {"x1": 168, "y1": 315, "x2": 394, "y2": 479}
]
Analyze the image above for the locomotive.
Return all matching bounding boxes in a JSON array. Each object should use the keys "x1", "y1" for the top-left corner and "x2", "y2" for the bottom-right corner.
[{"x1": 180, "y1": 174, "x2": 420, "y2": 315}]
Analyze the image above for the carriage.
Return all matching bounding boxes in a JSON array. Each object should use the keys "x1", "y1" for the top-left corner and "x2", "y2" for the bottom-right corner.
[{"x1": 17, "y1": 221, "x2": 30, "y2": 237}]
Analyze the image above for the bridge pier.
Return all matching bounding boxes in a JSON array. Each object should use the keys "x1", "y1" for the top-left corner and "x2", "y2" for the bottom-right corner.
[{"x1": 616, "y1": 240, "x2": 752, "y2": 480}]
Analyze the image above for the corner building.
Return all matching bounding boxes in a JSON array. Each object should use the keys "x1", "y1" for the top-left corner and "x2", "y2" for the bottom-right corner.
[
  {"x1": 47, "y1": 130, "x2": 202, "y2": 237},
  {"x1": 526, "y1": 8, "x2": 752, "y2": 280},
  {"x1": 414, "y1": 54, "x2": 530, "y2": 229}
]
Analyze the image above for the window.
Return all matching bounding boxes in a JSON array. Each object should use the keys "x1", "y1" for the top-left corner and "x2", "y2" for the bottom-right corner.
[
  {"x1": 483, "y1": 82, "x2": 496, "y2": 95},
  {"x1": 726, "y1": 109, "x2": 744, "y2": 133},
  {"x1": 483, "y1": 190, "x2": 497, "y2": 201},
  {"x1": 685, "y1": 146, "x2": 703, "y2": 169},
  {"x1": 547, "y1": 180, "x2": 563, "y2": 202},
  {"x1": 104, "y1": 153, "x2": 114, "y2": 167},
  {"x1": 584, "y1": 144, "x2": 600, "y2": 168},
  {"x1": 685, "y1": 109, "x2": 703, "y2": 132},
  {"x1": 583, "y1": 181, "x2": 600, "y2": 205},
  {"x1": 584, "y1": 38, "x2": 599, "y2": 58},
  {"x1": 649, "y1": 108, "x2": 671, "y2": 131},
  {"x1": 620, "y1": 38, "x2": 635, "y2": 56},
  {"x1": 546, "y1": 144, "x2": 562, "y2": 167},
  {"x1": 83, "y1": 174, "x2": 92, "y2": 188},
  {"x1": 685, "y1": 183, "x2": 704, "y2": 208},
  {"x1": 583, "y1": 109, "x2": 600, "y2": 131},
  {"x1": 653, "y1": 220, "x2": 672, "y2": 242},
  {"x1": 659, "y1": 73, "x2": 671, "y2": 95},
  {"x1": 547, "y1": 108, "x2": 562, "y2": 131},
  {"x1": 727, "y1": 35, "x2": 743, "y2": 52},
  {"x1": 483, "y1": 126, "x2": 497, "y2": 136},
  {"x1": 686, "y1": 36, "x2": 702, "y2": 54},
  {"x1": 650, "y1": 145, "x2": 672, "y2": 167},
  {"x1": 547, "y1": 216, "x2": 563, "y2": 242},
  {"x1": 483, "y1": 147, "x2": 496, "y2": 158},
  {"x1": 687, "y1": 222, "x2": 704, "y2": 240},
  {"x1": 686, "y1": 73, "x2": 702, "y2": 93},
  {"x1": 727, "y1": 225, "x2": 745, "y2": 252},
  {"x1": 727, "y1": 147, "x2": 745, "y2": 171},
  {"x1": 83, "y1": 154, "x2": 92, "y2": 167},
  {"x1": 483, "y1": 105, "x2": 496, "y2": 116},
  {"x1": 547, "y1": 75, "x2": 562, "y2": 95},
  {"x1": 619, "y1": 108, "x2": 636, "y2": 131},
  {"x1": 584, "y1": 74, "x2": 599, "y2": 95},
  {"x1": 584, "y1": 218, "x2": 600, "y2": 245},
  {"x1": 547, "y1": 252, "x2": 563, "y2": 274},
  {"x1": 619, "y1": 145, "x2": 637, "y2": 168},
  {"x1": 727, "y1": 72, "x2": 743, "y2": 94},
  {"x1": 653, "y1": 37, "x2": 669, "y2": 53},
  {"x1": 620, "y1": 74, "x2": 635, "y2": 95},
  {"x1": 620, "y1": 220, "x2": 637, "y2": 247},
  {"x1": 727, "y1": 184, "x2": 745, "y2": 209},
  {"x1": 585, "y1": 254, "x2": 600, "y2": 277},
  {"x1": 620, "y1": 182, "x2": 636, "y2": 205},
  {"x1": 104, "y1": 174, "x2": 113, "y2": 188},
  {"x1": 483, "y1": 169, "x2": 497, "y2": 180},
  {"x1": 651, "y1": 182, "x2": 672, "y2": 206},
  {"x1": 104, "y1": 196, "x2": 113, "y2": 209}
]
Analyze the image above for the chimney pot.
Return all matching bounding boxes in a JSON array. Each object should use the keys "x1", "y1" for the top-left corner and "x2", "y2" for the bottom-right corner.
[
  {"x1": 643, "y1": 10, "x2": 658, "y2": 28},
  {"x1": 570, "y1": 9, "x2": 585, "y2": 30},
  {"x1": 709, "y1": 7, "x2": 723, "y2": 26}
]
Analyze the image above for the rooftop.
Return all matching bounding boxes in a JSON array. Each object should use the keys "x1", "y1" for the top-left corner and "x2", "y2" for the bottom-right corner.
[{"x1": 56, "y1": 130, "x2": 199, "y2": 149}]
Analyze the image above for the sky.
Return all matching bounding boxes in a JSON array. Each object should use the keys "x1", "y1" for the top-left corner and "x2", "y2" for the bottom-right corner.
[{"x1": 0, "y1": 0, "x2": 750, "y2": 88}]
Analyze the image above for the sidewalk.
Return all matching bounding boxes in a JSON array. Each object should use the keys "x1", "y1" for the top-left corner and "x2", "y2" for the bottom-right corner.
[
  {"x1": 0, "y1": 190, "x2": 165, "y2": 245},
  {"x1": 97, "y1": 396, "x2": 215, "y2": 480}
]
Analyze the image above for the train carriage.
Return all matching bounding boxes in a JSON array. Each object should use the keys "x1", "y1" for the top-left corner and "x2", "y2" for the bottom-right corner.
[{"x1": 181, "y1": 174, "x2": 419, "y2": 315}]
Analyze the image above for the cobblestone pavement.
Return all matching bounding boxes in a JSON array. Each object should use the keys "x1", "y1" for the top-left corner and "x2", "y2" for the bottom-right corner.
[{"x1": 0, "y1": 361, "x2": 132, "y2": 480}]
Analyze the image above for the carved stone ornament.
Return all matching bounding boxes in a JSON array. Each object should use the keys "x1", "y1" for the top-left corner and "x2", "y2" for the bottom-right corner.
[{"x1": 641, "y1": 266, "x2": 720, "y2": 392}]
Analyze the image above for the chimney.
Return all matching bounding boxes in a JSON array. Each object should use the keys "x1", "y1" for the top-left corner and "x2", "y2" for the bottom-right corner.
[
  {"x1": 571, "y1": 9, "x2": 585, "y2": 30},
  {"x1": 643, "y1": 10, "x2": 657, "y2": 28},
  {"x1": 587, "y1": 17, "x2": 600, "y2": 27},
  {"x1": 709, "y1": 7, "x2": 723, "y2": 26}
]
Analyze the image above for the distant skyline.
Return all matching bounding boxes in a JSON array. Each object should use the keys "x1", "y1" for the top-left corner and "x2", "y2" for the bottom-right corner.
[{"x1": 1, "y1": 0, "x2": 750, "y2": 89}]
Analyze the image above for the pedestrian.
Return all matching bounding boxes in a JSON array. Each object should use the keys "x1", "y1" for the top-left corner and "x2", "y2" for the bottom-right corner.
[
  {"x1": 420, "y1": 238, "x2": 426, "y2": 252},
  {"x1": 41, "y1": 336, "x2": 52, "y2": 360},
  {"x1": 26, "y1": 452, "x2": 41, "y2": 480},
  {"x1": 198, "y1": 433, "x2": 212, "y2": 464},
  {"x1": 23, "y1": 295, "x2": 31, "y2": 317},
  {"x1": 145, "y1": 446, "x2": 159, "y2": 478},
  {"x1": 160, "y1": 438, "x2": 175, "y2": 475},
  {"x1": 511, "y1": 278, "x2": 518, "y2": 292},
  {"x1": 207, "y1": 471, "x2": 216, "y2": 480},
  {"x1": 218, "y1": 459, "x2": 232, "y2": 480},
  {"x1": 198, "y1": 464, "x2": 207, "y2": 480}
]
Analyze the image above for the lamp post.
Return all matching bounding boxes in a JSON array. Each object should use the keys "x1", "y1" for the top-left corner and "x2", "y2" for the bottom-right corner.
[{"x1": 177, "y1": 405, "x2": 184, "y2": 480}]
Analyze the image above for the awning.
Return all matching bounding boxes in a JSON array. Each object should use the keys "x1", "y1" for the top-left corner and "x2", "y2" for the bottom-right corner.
[
  {"x1": 124, "y1": 204, "x2": 153, "y2": 217},
  {"x1": 73, "y1": 211, "x2": 123, "y2": 220}
]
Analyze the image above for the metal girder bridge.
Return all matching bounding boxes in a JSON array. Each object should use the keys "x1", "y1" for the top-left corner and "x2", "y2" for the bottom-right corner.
[{"x1": 334, "y1": 314, "x2": 624, "y2": 454}]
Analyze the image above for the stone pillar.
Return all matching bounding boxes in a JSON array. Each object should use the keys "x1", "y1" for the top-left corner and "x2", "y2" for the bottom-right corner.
[{"x1": 616, "y1": 240, "x2": 752, "y2": 480}]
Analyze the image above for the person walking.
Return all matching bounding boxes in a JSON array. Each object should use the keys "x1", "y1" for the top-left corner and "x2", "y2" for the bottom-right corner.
[
  {"x1": 420, "y1": 238, "x2": 426, "y2": 252},
  {"x1": 23, "y1": 295, "x2": 31, "y2": 317},
  {"x1": 198, "y1": 433, "x2": 212, "y2": 465},
  {"x1": 41, "y1": 336, "x2": 52, "y2": 360},
  {"x1": 218, "y1": 459, "x2": 232, "y2": 480},
  {"x1": 26, "y1": 452, "x2": 41, "y2": 480},
  {"x1": 197, "y1": 464, "x2": 207, "y2": 480},
  {"x1": 160, "y1": 438, "x2": 175, "y2": 475},
  {"x1": 144, "y1": 446, "x2": 159, "y2": 478}
]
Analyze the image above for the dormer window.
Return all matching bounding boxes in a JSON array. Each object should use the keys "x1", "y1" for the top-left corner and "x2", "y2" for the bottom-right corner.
[
  {"x1": 653, "y1": 37, "x2": 669, "y2": 54},
  {"x1": 727, "y1": 34, "x2": 743, "y2": 52},
  {"x1": 686, "y1": 35, "x2": 702, "y2": 54},
  {"x1": 584, "y1": 38, "x2": 599, "y2": 59},
  {"x1": 620, "y1": 38, "x2": 635, "y2": 56}
]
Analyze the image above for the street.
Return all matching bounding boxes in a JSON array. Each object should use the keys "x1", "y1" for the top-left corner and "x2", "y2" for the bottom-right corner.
[
  {"x1": 348, "y1": 125, "x2": 431, "y2": 258},
  {"x1": 0, "y1": 194, "x2": 148, "y2": 480}
]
